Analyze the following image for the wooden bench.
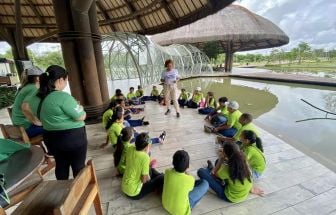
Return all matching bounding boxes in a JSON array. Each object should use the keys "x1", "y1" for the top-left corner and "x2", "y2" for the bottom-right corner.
[
  {"x1": 12, "y1": 160, "x2": 103, "y2": 215},
  {"x1": 0, "y1": 124, "x2": 54, "y2": 176}
]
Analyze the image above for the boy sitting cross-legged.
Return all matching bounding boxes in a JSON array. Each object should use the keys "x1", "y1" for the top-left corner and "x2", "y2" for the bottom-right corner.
[{"x1": 162, "y1": 150, "x2": 209, "y2": 215}]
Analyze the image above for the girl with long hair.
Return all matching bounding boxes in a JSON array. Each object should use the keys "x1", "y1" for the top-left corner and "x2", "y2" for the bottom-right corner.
[{"x1": 197, "y1": 142, "x2": 264, "y2": 203}]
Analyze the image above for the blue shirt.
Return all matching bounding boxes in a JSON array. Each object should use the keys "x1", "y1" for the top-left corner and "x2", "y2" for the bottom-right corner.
[{"x1": 161, "y1": 69, "x2": 180, "y2": 85}]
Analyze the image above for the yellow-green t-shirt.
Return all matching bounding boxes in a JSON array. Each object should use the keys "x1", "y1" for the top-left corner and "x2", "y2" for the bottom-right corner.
[
  {"x1": 108, "y1": 122, "x2": 123, "y2": 145},
  {"x1": 208, "y1": 98, "x2": 217, "y2": 108},
  {"x1": 151, "y1": 89, "x2": 159, "y2": 96},
  {"x1": 233, "y1": 123, "x2": 260, "y2": 141},
  {"x1": 40, "y1": 91, "x2": 85, "y2": 131},
  {"x1": 192, "y1": 93, "x2": 203, "y2": 103},
  {"x1": 117, "y1": 141, "x2": 132, "y2": 174},
  {"x1": 11, "y1": 84, "x2": 37, "y2": 129},
  {"x1": 216, "y1": 164, "x2": 252, "y2": 203},
  {"x1": 102, "y1": 109, "x2": 113, "y2": 129},
  {"x1": 179, "y1": 92, "x2": 189, "y2": 100},
  {"x1": 162, "y1": 169, "x2": 195, "y2": 215},
  {"x1": 219, "y1": 106, "x2": 229, "y2": 117},
  {"x1": 227, "y1": 110, "x2": 242, "y2": 130},
  {"x1": 243, "y1": 144, "x2": 266, "y2": 174},
  {"x1": 122, "y1": 146, "x2": 150, "y2": 196},
  {"x1": 127, "y1": 92, "x2": 137, "y2": 100},
  {"x1": 136, "y1": 89, "x2": 144, "y2": 97}
]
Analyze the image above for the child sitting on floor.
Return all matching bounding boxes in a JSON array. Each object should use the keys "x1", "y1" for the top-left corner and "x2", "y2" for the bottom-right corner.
[
  {"x1": 162, "y1": 150, "x2": 209, "y2": 214},
  {"x1": 187, "y1": 87, "x2": 204, "y2": 109},
  {"x1": 198, "y1": 91, "x2": 217, "y2": 115},
  {"x1": 197, "y1": 142, "x2": 264, "y2": 203},
  {"x1": 240, "y1": 130, "x2": 266, "y2": 180},
  {"x1": 141, "y1": 85, "x2": 160, "y2": 102},
  {"x1": 114, "y1": 127, "x2": 133, "y2": 175},
  {"x1": 178, "y1": 88, "x2": 190, "y2": 108},
  {"x1": 111, "y1": 89, "x2": 126, "y2": 101},
  {"x1": 136, "y1": 85, "x2": 144, "y2": 98},
  {"x1": 122, "y1": 133, "x2": 164, "y2": 200},
  {"x1": 204, "y1": 97, "x2": 229, "y2": 126}
]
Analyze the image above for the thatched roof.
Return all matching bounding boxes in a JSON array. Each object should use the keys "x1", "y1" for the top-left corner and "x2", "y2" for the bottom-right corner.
[
  {"x1": 0, "y1": 0, "x2": 235, "y2": 44},
  {"x1": 151, "y1": 4, "x2": 289, "y2": 52}
]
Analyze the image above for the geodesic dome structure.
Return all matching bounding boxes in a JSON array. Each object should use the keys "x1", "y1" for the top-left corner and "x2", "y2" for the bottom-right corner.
[{"x1": 102, "y1": 32, "x2": 212, "y2": 86}]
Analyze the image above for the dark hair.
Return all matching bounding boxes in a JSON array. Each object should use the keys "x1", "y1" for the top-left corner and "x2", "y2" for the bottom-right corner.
[
  {"x1": 114, "y1": 127, "x2": 133, "y2": 167},
  {"x1": 115, "y1": 99, "x2": 124, "y2": 105},
  {"x1": 105, "y1": 106, "x2": 123, "y2": 130},
  {"x1": 172, "y1": 150, "x2": 190, "y2": 173},
  {"x1": 135, "y1": 133, "x2": 150, "y2": 151},
  {"x1": 223, "y1": 142, "x2": 251, "y2": 184},
  {"x1": 181, "y1": 88, "x2": 186, "y2": 91},
  {"x1": 165, "y1": 59, "x2": 173, "y2": 68},
  {"x1": 130, "y1": 87, "x2": 134, "y2": 91},
  {"x1": 240, "y1": 113, "x2": 253, "y2": 124},
  {"x1": 208, "y1": 91, "x2": 214, "y2": 96},
  {"x1": 18, "y1": 75, "x2": 39, "y2": 91},
  {"x1": 241, "y1": 130, "x2": 263, "y2": 152},
  {"x1": 218, "y1": 97, "x2": 228, "y2": 103},
  {"x1": 138, "y1": 85, "x2": 142, "y2": 89},
  {"x1": 115, "y1": 89, "x2": 122, "y2": 96},
  {"x1": 103, "y1": 100, "x2": 117, "y2": 114},
  {"x1": 37, "y1": 65, "x2": 68, "y2": 99}
]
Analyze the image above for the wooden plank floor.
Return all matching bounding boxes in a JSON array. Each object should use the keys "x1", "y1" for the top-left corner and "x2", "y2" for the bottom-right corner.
[{"x1": 1, "y1": 100, "x2": 336, "y2": 214}]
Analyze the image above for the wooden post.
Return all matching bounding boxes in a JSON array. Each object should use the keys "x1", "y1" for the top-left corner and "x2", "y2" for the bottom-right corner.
[
  {"x1": 89, "y1": 4, "x2": 110, "y2": 102},
  {"x1": 52, "y1": 0, "x2": 86, "y2": 103},
  {"x1": 71, "y1": 0, "x2": 103, "y2": 106},
  {"x1": 224, "y1": 42, "x2": 233, "y2": 73}
]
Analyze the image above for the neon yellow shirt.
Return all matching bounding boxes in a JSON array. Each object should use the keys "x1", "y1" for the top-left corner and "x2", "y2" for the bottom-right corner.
[
  {"x1": 117, "y1": 141, "x2": 132, "y2": 174},
  {"x1": 102, "y1": 109, "x2": 113, "y2": 129},
  {"x1": 227, "y1": 110, "x2": 242, "y2": 130},
  {"x1": 127, "y1": 92, "x2": 137, "y2": 100},
  {"x1": 242, "y1": 143, "x2": 266, "y2": 174},
  {"x1": 208, "y1": 97, "x2": 217, "y2": 108},
  {"x1": 216, "y1": 164, "x2": 252, "y2": 203},
  {"x1": 192, "y1": 93, "x2": 203, "y2": 103},
  {"x1": 122, "y1": 146, "x2": 150, "y2": 196},
  {"x1": 179, "y1": 92, "x2": 189, "y2": 100},
  {"x1": 219, "y1": 106, "x2": 229, "y2": 117},
  {"x1": 151, "y1": 89, "x2": 159, "y2": 96},
  {"x1": 108, "y1": 122, "x2": 123, "y2": 145},
  {"x1": 136, "y1": 89, "x2": 144, "y2": 97},
  {"x1": 162, "y1": 169, "x2": 195, "y2": 215},
  {"x1": 233, "y1": 122, "x2": 259, "y2": 141}
]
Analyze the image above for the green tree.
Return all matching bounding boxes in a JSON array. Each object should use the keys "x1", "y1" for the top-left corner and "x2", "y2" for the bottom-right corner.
[{"x1": 203, "y1": 41, "x2": 221, "y2": 61}]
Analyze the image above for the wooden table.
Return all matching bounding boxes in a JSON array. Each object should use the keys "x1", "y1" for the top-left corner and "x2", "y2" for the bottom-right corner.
[{"x1": 0, "y1": 146, "x2": 44, "y2": 193}]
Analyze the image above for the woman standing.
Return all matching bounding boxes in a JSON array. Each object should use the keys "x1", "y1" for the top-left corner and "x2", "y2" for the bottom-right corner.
[
  {"x1": 37, "y1": 65, "x2": 87, "y2": 180},
  {"x1": 11, "y1": 66, "x2": 44, "y2": 137},
  {"x1": 161, "y1": 59, "x2": 180, "y2": 118}
]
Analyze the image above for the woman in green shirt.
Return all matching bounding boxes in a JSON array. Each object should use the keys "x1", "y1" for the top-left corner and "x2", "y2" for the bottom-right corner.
[
  {"x1": 197, "y1": 142, "x2": 264, "y2": 203},
  {"x1": 11, "y1": 66, "x2": 44, "y2": 137},
  {"x1": 37, "y1": 65, "x2": 87, "y2": 180}
]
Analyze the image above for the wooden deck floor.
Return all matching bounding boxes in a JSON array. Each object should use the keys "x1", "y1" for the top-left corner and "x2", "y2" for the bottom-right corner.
[
  {"x1": 1, "y1": 100, "x2": 336, "y2": 215},
  {"x1": 82, "y1": 102, "x2": 336, "y2": 215}
]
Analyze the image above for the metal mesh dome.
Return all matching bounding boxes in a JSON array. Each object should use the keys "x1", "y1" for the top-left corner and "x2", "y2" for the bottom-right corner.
[{"x1": 102, "y1": 32, "x2": 212, "y2": 86}]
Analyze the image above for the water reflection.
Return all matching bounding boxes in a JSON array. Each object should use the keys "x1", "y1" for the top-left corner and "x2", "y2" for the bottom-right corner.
[{"x1": 268, "y1": 67, "x2": 336, "y2": 79}]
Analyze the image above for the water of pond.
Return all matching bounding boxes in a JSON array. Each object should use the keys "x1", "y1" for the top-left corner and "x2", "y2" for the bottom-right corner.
[
  {"x1": 178, "y1": 77, "x2": 336, "y2": 172},
  {"x1": 267, "y1": 67, "x2": 336, "y2": 79}
]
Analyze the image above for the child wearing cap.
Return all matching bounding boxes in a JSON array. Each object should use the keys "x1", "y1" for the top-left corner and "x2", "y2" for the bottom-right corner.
[
  {"x1": 187, "y1": 87, "x2": 204, "y2": 109},
  {"x1": 12, "y1": 66, "x2": 44, "y2": 138},
  {"x1": 122, "y1": 133, "x2": 164, "y2": 200},
  {"x1": 162, "y1": 150, "x2": 209, "y2": 214},
  {"x1": 213, "y1": 101, "x2": 242, "y2": 137}
]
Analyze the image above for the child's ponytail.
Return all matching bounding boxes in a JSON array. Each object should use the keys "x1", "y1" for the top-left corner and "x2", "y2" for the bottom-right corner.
[
  {"x1": 242, "y1": 130, "x2": 263, "y2": 152},
  {"x1": 113, "y1": 127, "x2": 133, "y2": 167},
  {"x1": 255, "y1": 137, "x2": 264, "y2": 152}
]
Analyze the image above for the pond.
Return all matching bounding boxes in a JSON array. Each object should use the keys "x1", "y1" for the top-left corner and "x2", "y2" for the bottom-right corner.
[
  {"x1": 178, "y1": 77, "x2": 336, "y2": 172},
  {"x1": 265, "y1": 67, "x2": 336, "y2": 79}
]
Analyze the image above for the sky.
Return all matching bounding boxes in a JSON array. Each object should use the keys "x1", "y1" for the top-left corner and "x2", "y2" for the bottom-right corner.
[{"x1": 0, "y1": 0, "x2": 335, "y2": 55}]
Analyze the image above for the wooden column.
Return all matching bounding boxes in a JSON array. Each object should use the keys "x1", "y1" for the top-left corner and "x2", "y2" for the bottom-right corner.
[
  {"x1": 71, "y1": 0, "x2": 103, "y2": 106},
  {"x1": 88, "y1": 4, "x2": 109, "y2": 102},
  {"x1": 52, "y1": 0, "x2": 85, "y2": 103},
  {"x1": 224, "y1": 42, "x2": 234, "y2": 73}
]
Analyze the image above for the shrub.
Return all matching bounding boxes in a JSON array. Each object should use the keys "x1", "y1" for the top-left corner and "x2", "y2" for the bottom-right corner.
[{"x1": 0, "y1": 86, "x2": 17, "y2": 109}]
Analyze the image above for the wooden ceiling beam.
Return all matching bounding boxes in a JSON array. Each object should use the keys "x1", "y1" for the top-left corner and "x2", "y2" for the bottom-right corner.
[
  {"x1": 161, "y1": 0, "x2": 177, "y2": 24},
  {"x1": 96, "y1": 0, "x2": 117, "y2": 31},
  {"x1": 24, "y1": 29, "x2": 58, "y2": 45},
  {"x1": 123, "y1": 0, "x2": 146, "y2": 32}
]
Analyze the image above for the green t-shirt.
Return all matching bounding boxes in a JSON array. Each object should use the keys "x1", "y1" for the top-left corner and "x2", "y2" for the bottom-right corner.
[
  {"x1": 162, "y1": 169, "x2": 195, "y2": 215},
  {"x1": 127, "y1": 92, "x2": 137, "y2": 100},
  {"x1": 111, "y1": 95, "x2": 117, "y2": 101},
  {"x1": 136, "y1": 89, "x2": 144, "y2": 97},
  {"x1": 151, "y1": 89, "x2": 159, "y2": 96},
  {"x1": 40, "y1": 91, "x2": 85, "y2": 131},
  {"x1": 227, "y1": 110, "x2": 242, "y2": 130},
  {"x1": 122, "y1": 146, "x2": 150, "y2": 196},
  {"x1": 23, "y1": 93, "x2": 41, "y2": 119},
  {"x1": 243, "y1": 144, "x2": 266, "y2": 174},
  {"x1": 11, "y1": 84, "x2": 37, "y2": 129},
  {"x1": 216, "y1": 164, "x2": 252, "y2": 203},
  {"x1": 219, "y1": 106, "x2": 229, "y2": 117},
  {"x1": 179, "y1": 92, "x2": 189, "y2": 100},
  {"x1": 192, "y1": 93, "x2": 203, "y2": 103},
  {"x1": 108, "y1": 122, "x2": 123, "y2": 145},
  {"x1": 102, "y1": 109, "x2": 113, "y2": 129},
  {"x1": 233, "y1": 123, "x2": 260, "y2": 141},
  {"x1": 208, "y1": 98, "x2": 216, "y2": 108},
  {"x1": 117, "y1": 141, "x2": 132, "y2": 174}
]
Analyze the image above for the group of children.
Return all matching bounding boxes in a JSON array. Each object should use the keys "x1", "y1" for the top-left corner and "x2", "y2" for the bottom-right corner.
[{"x1": 101, "y1": 85, "x2": 266, "y2": 214}]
